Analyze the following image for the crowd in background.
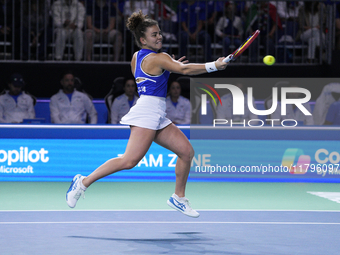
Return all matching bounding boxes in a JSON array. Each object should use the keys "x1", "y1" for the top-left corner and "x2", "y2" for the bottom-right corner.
[
  {"x1": 1, "y1": 1, "x2": 340, "y2": 125},
  {"x1": 0, "y1": 0, "x2": 339, "y2": 64},
  {"x1": 1, "y1": 71, "x2": 340, "y2": 126}
]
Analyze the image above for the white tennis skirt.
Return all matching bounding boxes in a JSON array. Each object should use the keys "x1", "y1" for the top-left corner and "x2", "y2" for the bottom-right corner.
[{"x1": 120, "y1": 95, "x2": 172, "y2": 130}]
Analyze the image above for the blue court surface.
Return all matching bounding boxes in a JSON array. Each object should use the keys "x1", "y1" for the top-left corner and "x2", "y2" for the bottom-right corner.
[{"x1": 1, "y1": 210, "x2": 340, "y2": 254}]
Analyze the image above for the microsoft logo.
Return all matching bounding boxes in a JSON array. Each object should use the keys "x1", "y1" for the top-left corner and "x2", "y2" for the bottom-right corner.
[{"x1": 282, "y1": 148, "x2": 311, "y2": 174}]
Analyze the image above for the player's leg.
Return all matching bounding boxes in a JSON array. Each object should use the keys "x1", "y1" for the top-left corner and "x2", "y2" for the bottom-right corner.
[
  {"x1": 154, "y1": 123, "x2": 194, "y2": 197},
  {"x1": 154, "y1": 123, "x2": 199, "y2": 217},
  {"x1": 66, "y1": 126, "x2": 156, "y2": 208},
  {"x1": 83, "y1": 126, "x2": 156, "y2": 187}
]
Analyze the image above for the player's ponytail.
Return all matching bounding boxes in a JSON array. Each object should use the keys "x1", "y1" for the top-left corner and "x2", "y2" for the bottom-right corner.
[{"x1": 126, "y1": 10, "x2": 158, "y2": 48}]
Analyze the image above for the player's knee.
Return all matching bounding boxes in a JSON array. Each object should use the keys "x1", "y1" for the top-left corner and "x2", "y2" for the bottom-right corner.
[
  {"x1": 180, "y1": 144, "x2": 194, "y2": 163},
  {"x1": 123, "y1": 158, "x2": 140, "y2": 170},
  {"x1": 189, "y1": 146, "x2": 195, "y2": 161}
]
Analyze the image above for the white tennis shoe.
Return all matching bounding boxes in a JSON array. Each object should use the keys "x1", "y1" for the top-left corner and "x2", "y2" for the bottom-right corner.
[
  {"x1": 66, "y1": 174, "x2": 86, "y2": 208},
  {"x1": 167, "y1": 193, "x2": 200, "y2": 218}
]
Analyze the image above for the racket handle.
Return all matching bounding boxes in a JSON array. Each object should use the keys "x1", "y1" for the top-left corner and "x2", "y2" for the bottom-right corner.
[{"x1": 223, "y1": 54, "x2": 233, "y2": 63}]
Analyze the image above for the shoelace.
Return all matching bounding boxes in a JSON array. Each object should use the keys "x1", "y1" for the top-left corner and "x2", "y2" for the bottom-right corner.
[
  {"x1": 74, "y1": 189, "x2": 85, "y2": 200},
  {"x1": 181, "y1": 198, "x2": 191, "y2": 208}
]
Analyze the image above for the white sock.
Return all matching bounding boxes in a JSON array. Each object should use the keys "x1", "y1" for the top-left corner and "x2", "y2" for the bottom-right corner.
[
  {"x1": 79, "y1": 176, "x2": 87, "y2": 190},
  {"x1": 173, "y1": 193, "x2": 185, "y2": 201}
]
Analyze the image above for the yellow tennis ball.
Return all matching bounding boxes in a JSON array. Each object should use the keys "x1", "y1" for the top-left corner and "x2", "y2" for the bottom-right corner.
[{"x1": 263, "y1": 55, "x2": 275, "y2": 65}]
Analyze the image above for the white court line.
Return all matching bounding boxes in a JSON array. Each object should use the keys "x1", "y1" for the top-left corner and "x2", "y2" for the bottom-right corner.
[
  {"x1": 1, "y1": 209, "x2": 340, "y2": 212},
  {"x1": 0, "y1": 124, "x2": 190, "y2": 129},
  {"x1": 1, "y1": 221, "x2": 340, "y2": 225}
]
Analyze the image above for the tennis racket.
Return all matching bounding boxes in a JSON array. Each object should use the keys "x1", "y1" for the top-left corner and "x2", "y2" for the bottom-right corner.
[{"x1": 223, "y1": 30, "x2": 260, "y2": 63}]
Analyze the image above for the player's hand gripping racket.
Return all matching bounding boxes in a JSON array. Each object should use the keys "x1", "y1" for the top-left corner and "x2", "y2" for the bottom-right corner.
[{"x1": 223, "y1": 30, "x2": 260, "y2": 63}]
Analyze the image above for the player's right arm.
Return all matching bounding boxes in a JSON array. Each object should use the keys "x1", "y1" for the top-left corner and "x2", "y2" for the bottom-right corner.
[{"x1": 155, "y1": 53, "x2": 228, "y2": 76}]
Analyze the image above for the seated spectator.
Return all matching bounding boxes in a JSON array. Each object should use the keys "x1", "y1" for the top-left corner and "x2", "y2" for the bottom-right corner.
[
  {"x1": 215, "y1": 2, "x2": 243, "y2": 57},
  {"x1": 276, "y1": 1, "x2": 304, "y2": 21},
  {"x1": 85, "y1": 0, "x2": 122, "y2": 61},
  {"x1": 155, "y1": 0, "x2": 178, "y2": 45},
  {"x1": 0, "y1": 73, "x2": 35, "y2": 123},
  {"x1": 336, "y1": 3, "x2": 340, "y2": 51},
  {"x1": 206, "y1": 0, "x2": 224, "y2": 41},
  {"x1": 22, "y1": 0, "x2": 52, "y2": 60},
  {"x1": 273, "y1": 1, "x2": 303, "y2": 63},
  {"x1": 0, "y1": 0, "x2": 12, "y2": 42},
  {"x1": 246, "y1": 1, "x2": 282, "y2": 62},
  {"x1": 50, "y1": 71, "x2": 97, "y2": 124},
  {"x1": 0, "y1": 0, "x2": 21, "y2": 59},
  {"x1": 216, "y1": 83, "x2": 259, "y2": 125},
  {"x1": 313, "y1": 83, "x2": 340, "y2": 125},
  {"x1": 52, "y1": 0, "x2": 85, "y2": 61},
  {"x1": 297, "y1": 1, "x2": 326, "y2": 63},
  {"x1": 324, "y1": 94, "x2": 340, "y2": 125},
  {"x1": 124, "y1": 0, "x2": 155, "y2": 18},
  {"x1": 178, "y1": 0, "x2": 212, "y2": 62},
  {"x1": 110, "y1": 78, "x2": 138, "y2": 124},
  {"x1": 166, "y1": 81, "x2": 191, "y2": 125}
]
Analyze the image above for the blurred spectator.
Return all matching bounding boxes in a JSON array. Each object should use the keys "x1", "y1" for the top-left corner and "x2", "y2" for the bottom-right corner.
[
  {"x1": 0, "y1": 73, "x2": 35, "y2": 123},
  {"x1": 206, "y1": 0, "x2": 224, "y2": 42},
  {"x1": 235, "y1": 1, "x2": 249, "y2": 18},
  {"x1": 52, "y1": 0, "x2": 85, "y2": 61},
  {"x1": 324, "y1": 93, "x2": 340, "y2": 125},
  {"x1": 178, "y1": 0, "x2": 212, "y2": 61},
  {"x1": 85, "y1": 0, "x2": 122, "y2": 61},
  {"x1": 246, "y1": 1, "x2": 282, "y2": 62},
  {"x1": 297, "y1": 1, "x2": 326, "y2": 63},
  {"x1": 0, "y1": 0, "x2": 21, "y2": 59},
  {"x1": 276, "y1": 1, "x2": 304, "y2": 21},
  {"x1": 313, "y1": 83, "x2": 340, "y2": 125},
  {"x1": 166, "y1": 81, "x2": 191, "y2": 125},
  {"x1": 0, "y1": 0, "x2": 13, "y2": 42},
  {"x1": 156, "y1": 0, "x2": 178, "y2": 44},
  {"x1": 269, "y1": 86, "x2": 314, "y2": 125},
  {"x1": 162, "y1": 0, "x2": 179, "y2": 11},
  {"x1": 110, "y1": 0, "x2": 124, "y2": 31},
  {"x1": 50, "y1": 71, "x2": 97, "y2": 124},
  {"x1": 124, "y1": 0, "x2": 155, "y2": 18},
  {"x1": 273, "y1": 1, "x2": 303, "y2": 63},
  {"x1": 335, "y1": 4, "x2": 340, "y2": 51},
  {"x1": 215, "y1": 2, "x2": 243, "y2": 57},
  {"x1": 110, "y1": 78, "x2": 138, "y2": 124},
  {"x1": 216, "y1": 83, "x2": 259, "y2": 125},
  {"x1": 22, "y1": 0, "x2": 52, "y2": 60}
]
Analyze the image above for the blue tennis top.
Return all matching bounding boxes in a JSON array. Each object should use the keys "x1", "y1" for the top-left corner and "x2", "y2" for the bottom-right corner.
[{"x1": 134, "y1": 49, "x2": 170, "y2": 98}]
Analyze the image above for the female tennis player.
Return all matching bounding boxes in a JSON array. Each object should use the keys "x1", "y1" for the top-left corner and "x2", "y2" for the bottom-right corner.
[{"x1": 66, "y1": 11, "x2": 228, "y2": 217}]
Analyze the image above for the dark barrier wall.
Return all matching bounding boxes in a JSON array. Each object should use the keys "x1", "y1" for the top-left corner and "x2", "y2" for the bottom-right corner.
[{"x1": 1, "y1": 50, "x2": 340, "y2": 99}]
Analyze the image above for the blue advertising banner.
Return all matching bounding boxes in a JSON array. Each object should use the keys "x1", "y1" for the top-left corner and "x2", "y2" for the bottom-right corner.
[
  {"x1": 0, "y1": 139, "x2": 178, "y2": 182},
  {"x1": 0, "y1": 125, "x2": 339, "y2": 182}
]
